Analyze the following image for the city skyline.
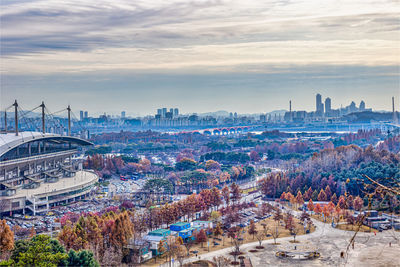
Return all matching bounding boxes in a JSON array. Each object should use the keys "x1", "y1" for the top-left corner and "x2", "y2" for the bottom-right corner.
[{"x1": 1, "y1": 0, "x2": 399, "y2": 115}]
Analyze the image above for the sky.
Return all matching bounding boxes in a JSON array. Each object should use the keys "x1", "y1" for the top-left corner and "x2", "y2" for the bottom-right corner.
[{"x1": 1, "y1": 0, "x2": 399, "y2": 116}]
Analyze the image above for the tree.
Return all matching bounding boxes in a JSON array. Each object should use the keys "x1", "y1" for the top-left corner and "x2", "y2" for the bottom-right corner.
[
  {"x1": 175, "y1": 245, "x2": 186, "y2": 267},
  {"x1": 196, "y1": 229, "x2": 207, "y2": 248},
  {"x1": 353, "y1": 196, "x2": 363, "y2": 211},
  {"x1": 255, "y1": 231, "x2": 265, "y2": 247},
  {"x1": 157, "y1": 240, "x2": 167, "y2": 260},
  {"x1": 212, "y1": 256, "x2": 231, "y2": 267},
  {"x1": 337, "y1": 196, "x2": 346, "y2": 209},
  {"x1": 300, "y1": 210, "x2": 310, "y2": 228},
  {"x1": 290, "y1": 225, "x2": 300, "y2": 243},
  {"x1": 314, "y1": 203, "x2": 322, "y2": 215},
  {"x1": 183, "y1": 238, "x2": 195, "y2": 257},
  {"x1": 230, "y1": 183, "x2": 241, "y2": 205},
  {"x1": 271, "y1": 226, "x2": 280, "y2": 244},
  {"x1": 273, "y1": 208, "x2": 283, "y2": 225},
  {"x1": 284, "y1": 213, "x2": 294, "y2": 230},
  {"x1": 222, "y1": 186, "x2": 230, "y2": 206},
  {"x1": 317, "y1": 189, "x2": 327, "y2": 201},
  {"x1": 214, "y1": 223, "x2": 223, "y2": 239},
  {"x1": 175, "y1": 158, "x2": 197, "y2": 171},
  {"x1": 11, "y1": 235, "x2": 68, "y2": 267},
  {"x1": 0, "y1": 219, "x2": 14, "y2": 258},
  {"x1": 248, "y1": 220, "x2": 257, "y2": 239},
  {"x1": 205, "y1": 160, "x2": 221, "y2": 171},
  {"x1": 307, "y1": 199, "x2": 314, "y2": 214},
  {"x1": 67, "y1": 250, "x2": 99, "y2": 267},
  {"x1": 210, "y1": 211, "x2": 221, "y2": 223},
  {"x1": 331, "y1": 193, "x2": 338, "y2": 204},
  {"x1": 325, "y1": 185, "x2": 332, "y2": 200},
  {"x1": 295, "y1": 191, "x2": 304, "y2": 208},
  {"x1": 250, "y1": 151, "x2": 261, "y2": 162},
  {"x1": 311, "y1": 190, "x2": 319, "y2": 201}
]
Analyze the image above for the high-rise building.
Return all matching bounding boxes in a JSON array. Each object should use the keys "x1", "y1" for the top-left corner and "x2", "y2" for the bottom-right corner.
[
  {"x1": 316, "y1": 93, "x2": 324, "y2": 116},
  {"x1": 84, "y1": 111, "x2": 88, "y2": 119},
  {"x1": 162, "y1": 108, "x2": 167, "y2": 117},
  {"x1": 121, "y1": 111, "x2": 126, "y2": 118},
  {"x1": 157, "y1": 109, "x2": 162, "y2": 115},
  {"x1": 349, "y1": 101, "x2": 357, "y2": 113},
  {"x1": 325, "y1": 97, "x2": 331, "y2": 114},
  {"x1": 359, "y1": 101, "x2": 365, "y2": 111},
  {"x1": 174, "y1": 108, "x2": 179, "y2": 117},
  {"x1": 80, "y1": 110, "x2": 84, "y2": 121}
]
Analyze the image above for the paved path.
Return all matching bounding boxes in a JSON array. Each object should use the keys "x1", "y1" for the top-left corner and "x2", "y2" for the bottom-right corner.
[{"x1": 184, "y1": 215, "x2": 400, "y2": 267}]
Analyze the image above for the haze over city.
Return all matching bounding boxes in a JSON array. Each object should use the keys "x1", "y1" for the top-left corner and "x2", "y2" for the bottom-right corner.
[{"x1": 1, "y1": 0, "x2": 399, "y2": 115}]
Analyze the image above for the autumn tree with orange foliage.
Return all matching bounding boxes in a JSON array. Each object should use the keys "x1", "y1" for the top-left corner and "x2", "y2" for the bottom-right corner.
[{"x1": 0, "y1": 219, "x2": 14, "y2": 259}]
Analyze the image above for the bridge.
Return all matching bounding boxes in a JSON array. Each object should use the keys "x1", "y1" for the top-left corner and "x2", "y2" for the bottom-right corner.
[{"x1": 180, "y1": 126, "x2": 253, "y2": 135}]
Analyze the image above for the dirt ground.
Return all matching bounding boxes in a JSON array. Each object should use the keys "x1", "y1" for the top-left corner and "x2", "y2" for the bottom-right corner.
[{"x1": 141, "y1": 217, "x2": 315, "y2": 266}]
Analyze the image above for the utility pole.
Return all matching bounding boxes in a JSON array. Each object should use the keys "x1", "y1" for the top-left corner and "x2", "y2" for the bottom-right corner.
[
  {"x1": 13, "y1": 100, "x2": 18, "y2": 136},
  {"x1": 67, "y1": 105, "x2": 71, "y2": 136},
  {"x1": 40, "y1": 101, "x2": 45, "y2": 134}
]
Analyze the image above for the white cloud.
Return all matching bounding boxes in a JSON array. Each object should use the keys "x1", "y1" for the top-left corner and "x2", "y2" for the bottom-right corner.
[{"x1": 1, "y1": 0, "x2": 399, "y2": 74}]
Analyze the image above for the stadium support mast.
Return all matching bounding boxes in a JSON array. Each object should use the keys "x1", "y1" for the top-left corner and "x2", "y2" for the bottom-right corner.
[
  {"x1": 67, "y1": 105, "x2": 71, "y2": 136},
  {"x1": 13, "y1": 100, "x2": 18, "y2": 136},
  {"x1": 4, "y1": 110, "x2": 7, "y2": 132},
  {"x1": 40, "y1": 101, "x2": 45, "y2": 134}
]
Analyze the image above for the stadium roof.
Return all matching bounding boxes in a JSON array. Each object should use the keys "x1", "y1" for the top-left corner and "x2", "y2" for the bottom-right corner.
[{"x1": 0, "y1": 131, "x2": 93, "y2": 158}]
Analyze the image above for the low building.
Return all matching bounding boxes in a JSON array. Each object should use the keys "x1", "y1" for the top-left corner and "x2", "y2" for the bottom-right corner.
[
  {"x1": 192, "y1": 220, "x2": 213, "y2": 230},
  {"x1": 143, "y1": 229, "x2": 171, "y2": 256},
  {"x1": 170, "y1": 222, "x2": 190, "y2": 232}
]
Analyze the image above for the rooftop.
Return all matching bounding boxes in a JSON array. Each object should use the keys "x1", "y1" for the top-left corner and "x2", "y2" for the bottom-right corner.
[
  {"x1": 171, "y1": 222, "x2": 190, "y2": 226},
  {"x1": 149, "y1": 229, "x2": 170, "y2": 235},
  {"x1": 1, "y1": 170, "x2": 98, "y2": 200},
  {"x1": 0, "y1": 131, "x2": 93, "y2": 158}
]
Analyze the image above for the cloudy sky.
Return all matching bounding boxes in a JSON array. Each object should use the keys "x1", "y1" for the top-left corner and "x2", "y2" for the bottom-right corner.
[{"x1": 1, "y1": 0, "x2": 399, "y2": 116}]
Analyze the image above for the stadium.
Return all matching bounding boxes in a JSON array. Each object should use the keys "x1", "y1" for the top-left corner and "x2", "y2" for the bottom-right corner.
[{"x1": 0, "y1": 102, "x2": 98, "y2": 216}]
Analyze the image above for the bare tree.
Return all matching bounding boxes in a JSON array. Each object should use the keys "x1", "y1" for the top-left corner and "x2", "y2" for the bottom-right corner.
[
  {"x1": 212, "y1": 255, "x2": 231, "y2": 267},
  {"x1": 256, "y1": 231, "x2": 266, "y2": 247},
  {"x1": 176, "y1": 245, "x2": 186, "y2": 267},
  {"x1": 290, "y1": 225, "x2": 300, "y2": 243},
  {"x1": 183, "y1": 238, "x2": 195, "y2": 256},
  {"x1": 271, "y1": 226, "x2": 281, "y2": 245}
]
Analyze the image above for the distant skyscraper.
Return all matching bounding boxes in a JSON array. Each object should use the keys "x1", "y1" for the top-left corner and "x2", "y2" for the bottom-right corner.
[
  {"x1": 349, "y1": 101, "x2": 356, "y2": 113},
  {"x1": 80, "y1": 110, "x2": 84, "y2": 121},
  {"x1": 234, "y1": 112, "x2": 238, "y2": 119},
  {"x1": 316, "y1": 93, "x2": 323, "y2": 116},
  {"x1": 359, "y1": 101, "x2": 365, "y2": 111},
  {"x1": 157, "y1": 109, "x2": 162, "y2": 115},
  {"x1": 162, "y1": 108, "x2": 167, "y2": 117},
  {"x1": 174, "y1": 108, "x2": 179, "y2": 117},
  {"x1": 325, "y1": 97, "x2": 331, "y2": 114},
  {"x1": 121, "y1": 111, "x2": 126, "y2": 118},
  {"x1": 84, "y1": 111, "x2": 88, "y2": 119}
]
